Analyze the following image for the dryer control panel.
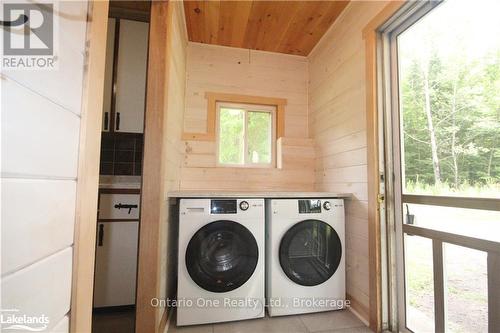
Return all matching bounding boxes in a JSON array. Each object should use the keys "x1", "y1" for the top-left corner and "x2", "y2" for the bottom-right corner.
[
  {"x1": 298, "y1": 199, "x2": 322, "y2": 213},
  {"x1": 269, "y1": 198, "x2": 344, "y2": 219},
  {"x1": 210, "y1": 200, "x2": 237, "y2": 214}
]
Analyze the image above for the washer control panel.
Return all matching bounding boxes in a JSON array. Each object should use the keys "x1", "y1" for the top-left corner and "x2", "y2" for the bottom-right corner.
[
  {"x1": 209, "y1": 199, "x2": 254, "y2": 214},
  {"x1": 239, "y1": 201, "x2": 249, "y2": 211}
]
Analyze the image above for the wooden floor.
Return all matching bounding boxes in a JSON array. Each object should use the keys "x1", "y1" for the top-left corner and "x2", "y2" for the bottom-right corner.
[{"x1": 169, "y1": 310, "x2": 371, "y2": 333}]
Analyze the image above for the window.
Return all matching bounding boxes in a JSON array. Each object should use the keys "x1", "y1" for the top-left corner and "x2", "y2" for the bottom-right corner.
[{"x1": 216, "y1": 102, "x2": 276, "y2": 167}]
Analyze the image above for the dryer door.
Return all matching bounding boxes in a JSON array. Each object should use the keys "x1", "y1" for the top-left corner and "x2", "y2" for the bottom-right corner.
[
  {"x1": 186, "y1": 220, "x2": 259, "y2": 293},
  {"x1": 279, "y1": 219, "x2": 342, "y2": 286}
]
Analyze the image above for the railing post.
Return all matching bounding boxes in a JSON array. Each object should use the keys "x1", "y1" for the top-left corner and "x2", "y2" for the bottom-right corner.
[
  {"x1": 433, "y1": 239, "x2": 446, "y2": 333},
  {"x1": 488, "y1": 253, "x2": 500, "y2": 333}
]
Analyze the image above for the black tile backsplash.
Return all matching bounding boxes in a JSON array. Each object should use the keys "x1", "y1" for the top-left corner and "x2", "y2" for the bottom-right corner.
[
  {"x1": 134, "y1": 151, "x2": 143, "y2": 163},
  {"x1": 100, "y1": 162, "x2": 113, "y2": 175},
  {"x1": 100, "y1": 150, "x2": 114, "y2": 163},
  {"x1": 115, "y1": 150, "x2": 135, "y2": 162},
  {"x1": 114, "y1": 162, "x2": 134, "y2": 175},
  {"x1": 101, "y1": 134, "x2": 115, "y2": 150},
  {"x1": 115, "y1": 136, "x2": 136, "y2": 150},
  {"x1": 100, "y1": 132, "x2": 143, "y2": 176},
  {"x1": 135, "y1": 162, "x2": 142, "y2": 175}
]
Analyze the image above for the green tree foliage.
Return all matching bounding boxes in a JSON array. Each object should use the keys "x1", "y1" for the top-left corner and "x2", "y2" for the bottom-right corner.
[
  {"x1": 247, "y1": 112, "x2": 271, "y2": 164},
  {"x1": 400, "y1": 46, "x2": 500, "y2": 190},
  {"x1": 219, "y1": 108, "x2": 244, "y2": 164},
  {"x1": 218, "y1": 109, "x2": 272, "y2": 165}
]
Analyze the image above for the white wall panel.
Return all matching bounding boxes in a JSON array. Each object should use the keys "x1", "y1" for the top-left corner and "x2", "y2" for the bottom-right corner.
[
  {"x1": 2, "y1": 1, "x2": 88, "y2": 114},
  {"x1": 49, "y1": 315, "x2": 69, "y2": 333},
  {"x1": 1, "y1": 78, "x2": 80, "y2": 178},
  {"x1": 0, "y1": 1, "x2": 88, "y2": 329},
  {"x1": 1, "y1": 248, "x2": 73, "y2": 330},
  {"x1": 1, "y1": 178, "x2": 76, "y2": 275}
]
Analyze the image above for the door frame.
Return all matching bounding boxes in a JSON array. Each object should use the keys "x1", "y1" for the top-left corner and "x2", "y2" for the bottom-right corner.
[
  {"x1": 135, "y1": 1, "x2": 172, "y2": 333},
  {"x1": 377, "y1": 3, "x2": 442, "y2": 332},
  {"x1": 377, "y1": 2, "x2": 500, "y2": 333},
  {"x1": 364, "y1": 2, "x2": 446, "y2": 332},
  {"x1": 71, "y1": 1, "x2": 109, "y2": 332},
  {"x1": 71, "y1": 1, "x2": 172, "y2": 333},
  {"x1": 362, "y1": 2, "x2": 405, "y2": 331}
]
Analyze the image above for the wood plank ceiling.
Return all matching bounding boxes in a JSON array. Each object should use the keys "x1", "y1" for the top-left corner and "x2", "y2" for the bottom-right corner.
[{"x1": 183, "y1": 1, "x2": 350, "y2": 56}]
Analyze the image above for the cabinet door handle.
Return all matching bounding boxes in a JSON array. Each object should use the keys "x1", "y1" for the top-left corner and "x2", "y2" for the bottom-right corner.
[
  {"x1": 98, "y1": 224, "x2": 104, "y2": 246},
  {"x1": 114, "y1": 203, "x2": 138, "y2": 214},
  {"x1": 104, "y1": 112, "x2": 109, "y2": 131},
  {"x1": 116, "y1": 112, "x2": 121, "y2": 131}
]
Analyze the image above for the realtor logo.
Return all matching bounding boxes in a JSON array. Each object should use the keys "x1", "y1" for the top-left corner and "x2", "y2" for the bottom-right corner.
[
  {"x1": 2, "y1": 3, "x2": 54, "y2": 55},
  {"x1": 2, "y1": 3, "x2": 53, "y2": 55},
  {"x1": 1, "y1": 2, "x2": 57, "y2": 70}
]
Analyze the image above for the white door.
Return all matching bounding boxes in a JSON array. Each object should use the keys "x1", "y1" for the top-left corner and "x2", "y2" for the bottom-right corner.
[
  {"x1": 93, "y1": 221, "x2": 139, "y2": 307},
  {"x1": 114, "y1": 19, "x2": 149, "y2": 133}
]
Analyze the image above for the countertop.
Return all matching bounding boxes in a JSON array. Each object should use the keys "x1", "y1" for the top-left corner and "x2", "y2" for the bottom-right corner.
[
  {"x1": 167, "y1": 191, "x2": 351, "y2": 198},
  {"x1": 99, "y1": 175, "x2": 141, "y2": 189}
]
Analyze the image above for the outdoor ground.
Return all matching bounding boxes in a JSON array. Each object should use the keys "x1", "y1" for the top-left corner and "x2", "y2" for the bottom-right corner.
[{"x1": 404, "y1": 204, "x2": 498, "y2": 333}]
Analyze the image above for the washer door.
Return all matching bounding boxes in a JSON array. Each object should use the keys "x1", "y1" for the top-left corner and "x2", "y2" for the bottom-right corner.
[
  {"x1": 186, "y1": 220, "x2": 259, "y2": 293},
  {"x1": 279, "y1": 219, "x2": 342, "y2": 286}
]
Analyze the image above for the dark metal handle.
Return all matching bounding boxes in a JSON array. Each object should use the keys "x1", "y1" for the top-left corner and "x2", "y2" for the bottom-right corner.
[
  {"x1": 114, "y1": 203, "x2": 138, "y2": 214},
  {"x1": 98, "y1": 224, "x2": 104, "y2": 246},
  {"x1": 116, "y1": 112, "x2": 120, "y2": 131},
  {"x1": 104, "y1": 112, "x2": 109, "y2": 130}
]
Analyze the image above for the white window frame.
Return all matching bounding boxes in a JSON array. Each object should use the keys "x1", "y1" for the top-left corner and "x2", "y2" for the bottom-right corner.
[{"x1": 216, "y1": 101, "x2": 276, "y2": 168}]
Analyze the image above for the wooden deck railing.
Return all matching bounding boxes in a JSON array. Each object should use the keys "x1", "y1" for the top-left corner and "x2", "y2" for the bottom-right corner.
[
  {"x1": 403, "y1": 194, "x2": 500, "y2": 211},
  {"x1": 402, "y1": 194, "x2": 500, "y2": 333}
]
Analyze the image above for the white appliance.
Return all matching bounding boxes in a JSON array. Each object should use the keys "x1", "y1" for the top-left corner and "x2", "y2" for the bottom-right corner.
[
  {"x1": 177, "y1": 198, "x2": 265, "y2": 326},
  {"x1": 266, "y1": 198, "x2": 345, "y2": 317}
]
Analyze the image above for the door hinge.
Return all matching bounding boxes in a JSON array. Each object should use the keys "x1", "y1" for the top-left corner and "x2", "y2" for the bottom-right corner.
[{"x1": 377, "y1": 194, "x2": 385, "y2": 204}]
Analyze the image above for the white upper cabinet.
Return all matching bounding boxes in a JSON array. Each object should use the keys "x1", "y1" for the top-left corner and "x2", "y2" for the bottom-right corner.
[
  {"x1": 102, "y1": 18, "x2": 149, "y2": 133},
  {"x1": 114, "y1": 19, "x2": 149, "y2": 133},
  {"x1": 102, "y1": 18, "x2": 116, "y2": 132}
]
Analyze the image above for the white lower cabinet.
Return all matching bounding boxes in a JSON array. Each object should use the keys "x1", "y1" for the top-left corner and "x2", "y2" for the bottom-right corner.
[
  {"x1": 93, "y1": 221, "x2": 139, "y2": 307},
  {"x1": 99, "y1": 193, "x2": 141, "y2": 220}
]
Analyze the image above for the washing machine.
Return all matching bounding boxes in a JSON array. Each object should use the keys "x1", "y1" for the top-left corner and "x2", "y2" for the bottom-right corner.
[
  {"x1": 266, "y1": 198, "x2": 345, "y2": 317},
  {"x1": 177, "y1": 198, "x2": 265, "y2": 326}
]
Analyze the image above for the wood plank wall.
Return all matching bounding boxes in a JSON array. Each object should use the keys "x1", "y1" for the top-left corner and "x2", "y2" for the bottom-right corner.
[
  {"x1": 160, "y1": 0, "x2": 188, "y2": 321},
  {"x1": 181, "y1": 43, "x2": 313, "y2": 191},
  {"x1": 308, "y1": 1, "x2": 390, "y2": 322},
  {"x1": 1, "y1": 1, "x2": 90, "y2": 331},
  {"x1": 136, "y1": 1, "x2": 188, "y2": 332}
]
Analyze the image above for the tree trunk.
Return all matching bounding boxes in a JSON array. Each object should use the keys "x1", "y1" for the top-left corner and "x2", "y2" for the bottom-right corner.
[
  {"x1": 487, "y1": 148, "x2": 494, "y2": 178},
  {"x1": 422, "y1": 66, "x2": 441, "y2": 185},
  {"x1": 451, "y1": 81, "x2": 459, "y2": 188}
]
